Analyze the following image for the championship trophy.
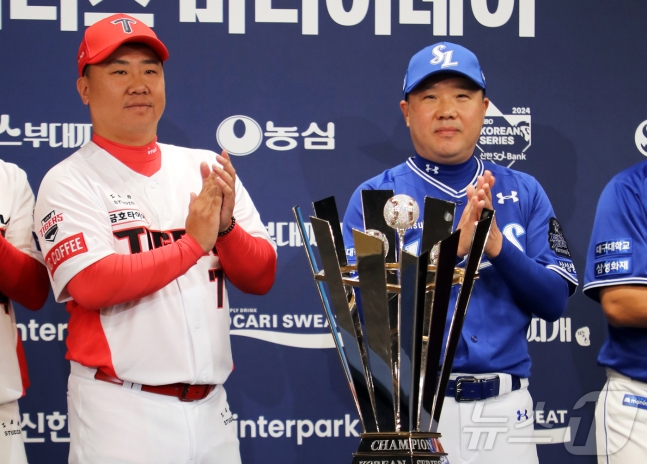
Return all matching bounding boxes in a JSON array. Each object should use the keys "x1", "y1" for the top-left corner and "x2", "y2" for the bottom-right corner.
[{"x1": 293, "y1": 191, "x2": 493, "y2": 464}]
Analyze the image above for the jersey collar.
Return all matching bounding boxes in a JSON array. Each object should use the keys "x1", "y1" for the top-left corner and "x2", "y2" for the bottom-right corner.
[
  {"x1": 92, "y1": 133, "x2": 162, "y2": 177},
  {"x1": 406, "y1": 154, "x2": 484, "y2": 198}
]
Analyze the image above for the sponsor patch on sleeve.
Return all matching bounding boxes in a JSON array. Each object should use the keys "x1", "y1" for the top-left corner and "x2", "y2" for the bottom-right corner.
[
  {"x1": 548, "y1": 217, "x2": 571, "y2": 258},
  {"x1": 622, "y1": 394, "x2": 647, "y2": 410},
  {"x1": 594, "y1": 239, "x2": 632, "y2": 257},
  {"x1": 45, "y1": 233, "x2": 88, "y2": 276},
  {"x1": 557, "y1": 260, "x2": 576, "y2": 274},
  {"x1": 594, "y1": 258, "x2": 631, "y2": 278}
]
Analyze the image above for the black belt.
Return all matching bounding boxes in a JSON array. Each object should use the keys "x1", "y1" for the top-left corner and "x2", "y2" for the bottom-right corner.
[{"x1": 447, "y1": 375, "x2": 521, "y2": 402}]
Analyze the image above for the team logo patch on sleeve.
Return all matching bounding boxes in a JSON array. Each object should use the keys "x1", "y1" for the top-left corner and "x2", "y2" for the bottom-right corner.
[
  {"x1": 548, "y1": 217, "x2": 571, "y2": 258},
  {"x1": 595, "y1": 239, "x2": 632, "y2": 257},
  {"x1": 45, "y1": 233, "x2": 88, "y2": 275},
  {"x1": 39, "y1": 210, "x2": 64, "y2": 242},
  {"x1": 594, "y1": 258, "x2": 631, "y2": 278}
]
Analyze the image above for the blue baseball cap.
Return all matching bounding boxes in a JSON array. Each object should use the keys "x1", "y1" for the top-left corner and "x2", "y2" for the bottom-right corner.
[{"x1": 403, "y1": 42, "x2": 485, "y2": 98}]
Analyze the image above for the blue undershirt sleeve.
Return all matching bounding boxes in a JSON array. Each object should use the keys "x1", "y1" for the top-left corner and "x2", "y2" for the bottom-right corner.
[{"x1": 489, "y1": 236, "x2": 569, "y2": 322}]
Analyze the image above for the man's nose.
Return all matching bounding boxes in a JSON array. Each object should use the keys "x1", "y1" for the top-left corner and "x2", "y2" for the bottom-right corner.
[
  {"x1": 128, "y1": 74, "x2": 148, "y2": 94},
  {"x1": 436, "y1": 98, "x2": 457, "y2": 118}
]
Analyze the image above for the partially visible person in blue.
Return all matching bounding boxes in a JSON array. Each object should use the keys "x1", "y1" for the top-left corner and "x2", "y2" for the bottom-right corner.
[
  {"x1": 342, "y1": 42, "x2": 578, "y2": 464},
  {"x1": 583, "y1": 163, "x2": 647, "y2": 464}
]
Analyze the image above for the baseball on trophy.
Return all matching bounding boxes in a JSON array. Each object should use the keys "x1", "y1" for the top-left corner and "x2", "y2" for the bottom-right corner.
[
  {"x1": 383, "y1": 194, "x2": 420, "y2": 256},
  {"x1": 364, "y1": 229, "x2": 390, "y2": 256},
  {"x1": 383, "y1": 194, "x2": 420, "y2": 232}
]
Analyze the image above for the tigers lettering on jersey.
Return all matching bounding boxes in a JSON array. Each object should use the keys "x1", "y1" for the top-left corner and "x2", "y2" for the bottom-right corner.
[{"x1": 113, "y1": 226, "x2": 218, "y2": 256}]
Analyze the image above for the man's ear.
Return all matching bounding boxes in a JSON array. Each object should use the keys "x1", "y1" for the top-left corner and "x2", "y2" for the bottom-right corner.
[
  {"x1": 400, "y1": 100, "x2": 410, "y2": 127},
  {"x1": 77, "y1": 76, "x2": 90, "y2": 106}
]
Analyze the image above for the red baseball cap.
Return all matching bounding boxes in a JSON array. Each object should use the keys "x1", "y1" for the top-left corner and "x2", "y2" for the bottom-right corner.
[{"x1": 77, "y1": 14, "x2": 169, "y2": 77}]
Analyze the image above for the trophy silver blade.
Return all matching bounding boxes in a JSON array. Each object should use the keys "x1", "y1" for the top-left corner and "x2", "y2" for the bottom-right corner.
[
  {"x1": 353, "y1": 229, "x2": 397, "y2": 432},
  {"x1": 307, "y1": 216, "x2": 378, "y2": 433},
  {"x1": 418, "y1": 230, "x2": 461, "y2": 432},
  {"x1": 360, "y1": 190, "x2": 396, "y2": 263},
  {"x1": 430, "y1": 211, "x2": 494, "y2": 433},
  {"x1": 399, "y1": 249, "x2": 430, "y2": 432},
  {"x1": 420, "y1": 197, "x2": 456, "y2": 253},
  {"x1": 313, "y1": 196, "x2": 348, "y2": 267}
]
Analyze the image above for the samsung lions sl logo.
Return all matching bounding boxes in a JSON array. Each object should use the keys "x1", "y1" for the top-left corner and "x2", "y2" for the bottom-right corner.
[
  {"x1": 497, "y1": 191, "x2": 518, "y2": 204},
  {"x1": 430, "y1": 45, "x2": 458, "y2": 69},
  {"x1": 111, "y1": 18, "x2": 137, "y2": 34}
]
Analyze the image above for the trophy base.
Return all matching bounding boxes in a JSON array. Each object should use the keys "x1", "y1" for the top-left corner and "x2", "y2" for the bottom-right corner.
[{"x1": 352, "y1": 431, "x2": 448, "y2": 464}]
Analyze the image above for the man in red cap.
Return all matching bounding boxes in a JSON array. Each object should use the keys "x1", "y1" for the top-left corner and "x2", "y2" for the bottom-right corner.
[{"x1": 35, "y1": 14, "x2": 277, "y2": 463}]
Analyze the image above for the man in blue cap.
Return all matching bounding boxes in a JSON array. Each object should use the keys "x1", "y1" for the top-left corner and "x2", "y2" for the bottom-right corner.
[{"x1": 342, "y1": 42, "x2": 578, "y2": 463}]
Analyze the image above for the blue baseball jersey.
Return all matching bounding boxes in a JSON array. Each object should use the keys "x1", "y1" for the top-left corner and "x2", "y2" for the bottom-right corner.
[
  {"x1": 583, "y1": 160, "x2": 647, "y2": 383},
  {"x1": 342, "y1": 155, "x2": 578, "y2": 378}
]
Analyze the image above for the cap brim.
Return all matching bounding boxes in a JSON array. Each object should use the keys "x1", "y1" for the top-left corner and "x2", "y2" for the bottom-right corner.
[
  {"x1": 405, "y1": 69, "x2": 485, "y2": 96},
  {"x1": 87, "y1": 35, "x2": 169, "y2": 66}
]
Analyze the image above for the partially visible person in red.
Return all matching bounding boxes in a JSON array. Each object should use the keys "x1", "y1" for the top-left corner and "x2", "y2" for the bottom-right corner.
[
  {"x1": 0, "y1": 159, "x2": 50, "y2": 464},
  {"x1": 34, "y1": 14, "x2": 276, "y2": 464}
]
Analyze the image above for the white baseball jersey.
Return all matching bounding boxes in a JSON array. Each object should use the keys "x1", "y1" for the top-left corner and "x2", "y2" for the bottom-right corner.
[
  {"x1": 34, "y1": 141, "x2": 276, "y2": 386},
  {"x1": 0, "y1": 160, "x2": 43, "y2": 405}
]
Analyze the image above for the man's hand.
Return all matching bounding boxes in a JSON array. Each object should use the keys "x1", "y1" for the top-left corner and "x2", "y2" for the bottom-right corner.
[
  {"x1": 185, "y1": 162, "x2": 223, "y2": 252},
  {"x1": 456, "y1": 170, "x2": 503, "y2": 259},
  {"x1": 213, "y1": 150, "x2": 236, "y2": 233}
]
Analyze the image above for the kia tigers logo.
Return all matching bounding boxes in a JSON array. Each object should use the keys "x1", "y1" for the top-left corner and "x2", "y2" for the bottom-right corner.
[{"x1": 111, "y1": 18, "x2": 137, "y2": 34}]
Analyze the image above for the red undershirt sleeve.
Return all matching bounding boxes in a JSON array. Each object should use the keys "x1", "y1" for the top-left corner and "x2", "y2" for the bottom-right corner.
[
  {"x1": 0, "y1": 235, "x2": 50, "y2": 310},
  {"x1": 67, "y1": 234, "x2": 204, "y2": 311},
  {"x1": 216, "y1": 224, "x2": 277, "y2": 295}
]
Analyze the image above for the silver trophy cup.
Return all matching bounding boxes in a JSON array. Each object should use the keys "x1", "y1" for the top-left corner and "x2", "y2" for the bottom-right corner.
[{"x1": 293, "y1": 192, "x2": 493, "y2": 464}]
